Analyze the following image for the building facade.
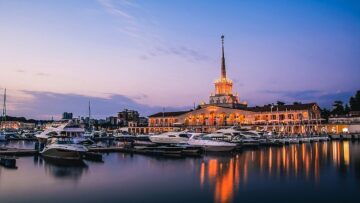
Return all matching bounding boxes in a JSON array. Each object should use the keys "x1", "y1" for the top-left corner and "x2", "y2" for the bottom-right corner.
[
  {"x1": 1, "y1": 121, "x2": 36, "y2": 130},
  {"x1": 128, "y1": 36, "x2": 322, "y2": 134},
  {"x1": 326, "y1": 111, "x2": 360, "y2": 134},
  {"x1": 117, "y1": 109, "x2": 140, "y2": 126}
]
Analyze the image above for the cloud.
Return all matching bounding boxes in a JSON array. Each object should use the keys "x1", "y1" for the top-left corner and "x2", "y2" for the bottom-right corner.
[
  {"x1": 14, "y1": 69, "x2": 50, "y2": 77},
  {"x1": 36, "y1": 72, "x2": 50, "y2": 77},
  {"x1": 6, "y1": 90, "x2": 190, "y2": 120},
  {"x1": 148, "y1": 46, "x2": 208, "y2": 62},
  {"x1": 97, "y1": 0, "x2": 152, "y2": 41},
  {"x1": 97, "y1": 0, "x2": 209, "y2": 62},
  {"x1": 97, "y1": 0, "x2": 134, "y2": 20},
  {"x1": 16, "y1": 69, "x2": 25, "y2": 73}
]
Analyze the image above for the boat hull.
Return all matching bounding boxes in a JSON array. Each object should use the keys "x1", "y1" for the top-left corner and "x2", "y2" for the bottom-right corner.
[
  {"x1": 329, "y1": 134, "x2": 341, "y2": 140},
  {"x1": 188, "y1": 140, "x2": 236, "y2": 152},
  {"x1": 41, "y1": 148, "x2": 82, "y2": 161},
  {"x1": 149, "y1": 136, "x2": 188, "y2": 144}
]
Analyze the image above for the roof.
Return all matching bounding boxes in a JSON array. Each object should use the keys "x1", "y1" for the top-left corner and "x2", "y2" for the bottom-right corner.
[
  {"x1": 247, "y1": 103, "x2": 318, "y2": 112},
  {"x1": 148, "y1": 110, "x2": 191, "y2": 118}
]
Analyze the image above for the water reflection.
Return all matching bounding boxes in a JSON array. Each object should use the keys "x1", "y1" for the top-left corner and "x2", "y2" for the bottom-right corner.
[
  {"x1": 32, "y1": 155, "x2": 88, "y2": 182},
  {"x1": 1, "y1": 141, "x2": 360, "y2": 203},
  {"x1": 199, "y1": 141, "x2": 359, "y2": 203}
]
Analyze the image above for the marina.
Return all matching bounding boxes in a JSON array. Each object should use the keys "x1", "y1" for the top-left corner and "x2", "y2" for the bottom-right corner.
[
  {"x1": 1, "y1": 1, "x2": 360, "y2": 202},
  {"x1": 0, "y1": 139, "x2": 360, "y2": 203}
]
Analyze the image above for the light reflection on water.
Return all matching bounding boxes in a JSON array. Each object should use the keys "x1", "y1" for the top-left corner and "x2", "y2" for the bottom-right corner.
[{"x1": 0, "y1": 141, "x2": 360, "y2": 203}]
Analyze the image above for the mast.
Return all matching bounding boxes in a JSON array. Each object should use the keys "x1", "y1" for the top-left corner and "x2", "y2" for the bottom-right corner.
[
  {"x1": 88, "y1": 100, "x2": 91, "y2": 129},
  {"x1": 2, "y1": 88, "x2": 6, "y2": 122}
]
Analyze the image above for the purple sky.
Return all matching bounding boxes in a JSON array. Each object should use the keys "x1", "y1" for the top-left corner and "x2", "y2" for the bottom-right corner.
[{"x1": 0, "y1": 0, "x2": 359, "y2": 119}]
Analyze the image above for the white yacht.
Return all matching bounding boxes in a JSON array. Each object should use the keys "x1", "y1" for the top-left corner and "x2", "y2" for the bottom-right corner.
[
  {"x1": 188, "y1": 134, "x2": 236, "y2": 152},
  {"x1": 149, "y1": 131, "x2": 193, "y2": 144},
  {"x1": 41, "y1": 137, "x2": 88, "y2": 161},
  {"x1": 36, "y1": 122, "x2": 85, "y2": 141}
]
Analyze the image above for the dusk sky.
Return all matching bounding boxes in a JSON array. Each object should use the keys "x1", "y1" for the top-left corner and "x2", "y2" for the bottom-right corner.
[{"x1": 0, "y1": 0, "x2": 359, "y2": 119}]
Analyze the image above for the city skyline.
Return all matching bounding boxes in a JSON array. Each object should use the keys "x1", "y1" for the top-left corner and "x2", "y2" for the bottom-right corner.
[{"x1": 1, "y1": 0, "x2": 359, "y2": 119}]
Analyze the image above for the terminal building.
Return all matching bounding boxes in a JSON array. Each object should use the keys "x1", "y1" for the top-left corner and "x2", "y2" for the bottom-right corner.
[{"x1": 129, "y1": 36, "x2": 322, "y2": 134}]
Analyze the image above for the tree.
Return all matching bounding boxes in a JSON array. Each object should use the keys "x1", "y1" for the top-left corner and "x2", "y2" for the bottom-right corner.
[
  {"x1": 349, "y1": 90, "x2": 360, "y2": 111},
  {"x1": 321, "y1": 108, "x2": 331, "y2": 122},
  {"x1": 293, "y1": 101, "x2": 302, "y2": 105},
  {"x1": 344, "y1": 104, "x2": 350, "y2": 114},
  {"x1": 331, "y1": 100, "x2": 345, "y2": 115},
  {"x1": 276, "y1": 101, "x2": 285, "y2": 106}
]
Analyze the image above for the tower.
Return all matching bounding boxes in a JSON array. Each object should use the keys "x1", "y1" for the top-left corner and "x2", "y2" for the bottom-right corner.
[{"x1": 208, "y1": 36, "x2": 245, "y2": 108}]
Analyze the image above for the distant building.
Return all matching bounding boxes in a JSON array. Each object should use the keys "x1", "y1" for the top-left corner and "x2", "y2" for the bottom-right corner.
[
  {"x1": 106, "y1": 116, "x2": 118, "y2": 125},
  {"x1": 62, "y1": 112, "x2": 73, "y2": 120},
  {"x1": 1, "y1": 121, "x2": 36, "y2": 130},
  {"x1": 138, "y1": 117, "x2": 148, "y2": 127},
  {"x1": 117, "y1": 109, "x2": 140, "y2": 126},
  {"x1": 327, "y1": 111, "x2": 360, "y2": 133}
]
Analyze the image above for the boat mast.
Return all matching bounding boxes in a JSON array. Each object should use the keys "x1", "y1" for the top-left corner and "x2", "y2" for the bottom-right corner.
[
  {"x1": 88, "y1": 100, "x2": 91, "y2": 129},
  {"x1": 2, "y1": 88, "x2": 6, "y2": 123}
]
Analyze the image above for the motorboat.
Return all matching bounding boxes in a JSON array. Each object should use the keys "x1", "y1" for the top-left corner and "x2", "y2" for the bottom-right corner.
[
  {"x1": 87, "y1": 131, "x2": 113, "y2": 140},
  {"x1": 134, "y1": 134, "x2": 156, "y2": 146},
  {"x1": 188, "y1": 134, "x2": 236, "y2": 152},
  {"x1": 149, "y1": 131, "x2": 194, "y2": 144},
  {"x1": 230, "y1": 135, "x2": 260, "y2": 147},
  {"x1": 329, "y1": 134, "x2": 341, "y2": 140},
  {"x1": 36, "y1": 122, "x2": 85, "y2": 140},
  {"x1": 114, "y1": 131, "x2": 134, "y2": 141},
  {"x1": 341, "y1": 134, "x2": 352, "y2": 140},
  {"x1": 40, "y1": 137, "x2": 88, "y2": 161},
  {"x1": 206, "y1": 127, "x2": 261, "y2": 141},
  {"x1": 1, "y1": 131, "x2": 20, "y2": 139}
]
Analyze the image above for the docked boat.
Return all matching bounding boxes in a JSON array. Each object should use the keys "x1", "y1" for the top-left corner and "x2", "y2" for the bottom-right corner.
[
  {"x1": 134, "y1": 134, "x2": 156, "y2": 146},
  {"x1": 188, "y1": 134, "x2": 236, "y2": 152},
  {"x1": 40, "y1": 137, "x2": 88, "y2": 161},
  {"x1": 341, "y1": 134, "x2": 352, "y2": 140},
  {"x1": 149, "y1": 131, "x2": 194, "y2": 144},
  {"x1": 329, "y1": 134, "x2": 341, "y2": 140},
  {"x1": 36, "y1": 122, "x2": 85, "y2": 142}
]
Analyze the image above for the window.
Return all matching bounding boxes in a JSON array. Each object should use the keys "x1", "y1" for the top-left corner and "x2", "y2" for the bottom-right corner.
[{"x1": 179, "y1": 134, "x2": 190, "y2": 138}]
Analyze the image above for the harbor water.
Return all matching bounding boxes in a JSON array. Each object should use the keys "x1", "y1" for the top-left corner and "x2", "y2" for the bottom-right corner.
[{"x1": 1, "y1": 141, "x2": 360, "y2": 203}]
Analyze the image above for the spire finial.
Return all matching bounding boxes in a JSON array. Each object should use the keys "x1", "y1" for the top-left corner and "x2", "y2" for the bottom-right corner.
[{"x1": 221, "y1": 35, "x2": 226, "y2": 79}]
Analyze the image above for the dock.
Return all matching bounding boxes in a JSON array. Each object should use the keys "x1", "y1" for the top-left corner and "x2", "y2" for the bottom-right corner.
[{"x1": 0, "y1": 148, "x2": 38, "y2": 156}]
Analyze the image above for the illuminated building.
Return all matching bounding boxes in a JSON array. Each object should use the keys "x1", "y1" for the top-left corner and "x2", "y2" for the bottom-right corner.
[
  {"x1": 129, "y1": 36, "x2": 322, "y2": 134},
  {"x1": 0, "y1": 121, "x2": 36, "y2": 130}
]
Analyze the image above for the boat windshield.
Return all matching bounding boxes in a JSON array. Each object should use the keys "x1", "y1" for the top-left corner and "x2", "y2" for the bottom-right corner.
[{"x1": 48, "y1": 138, "x2": 74, "y2": 145}]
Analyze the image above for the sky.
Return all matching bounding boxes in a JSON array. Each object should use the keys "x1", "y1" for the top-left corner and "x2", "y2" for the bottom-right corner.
[{"x1": 0, "y1": 0, "x2": 359, "y2": 119}]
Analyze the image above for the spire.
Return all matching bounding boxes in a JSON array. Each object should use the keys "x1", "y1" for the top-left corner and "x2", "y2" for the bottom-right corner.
[{"x1": 221, "y1": 35, "x2": 226, "y2": 79}]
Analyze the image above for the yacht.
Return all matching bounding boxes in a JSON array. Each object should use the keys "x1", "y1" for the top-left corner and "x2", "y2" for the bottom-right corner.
[
  {"x1": 36, "y1": 122, "x2": 87, "y2": 144},
  {"x1": 149, "y1": 131, "x2": 193, "y2": 144},
  {"x1": 329, "y1": 134, "x2": 341, "y2": 140},
  {"x1": 341, "y1": 133, "x2": 352, "y2": 140},
  {"x1": 40, "y1": 137, "x2": 88, "y2": 161},
  {"x1": 188, "y1": 134, "x2": 236, "y2": 152}
]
